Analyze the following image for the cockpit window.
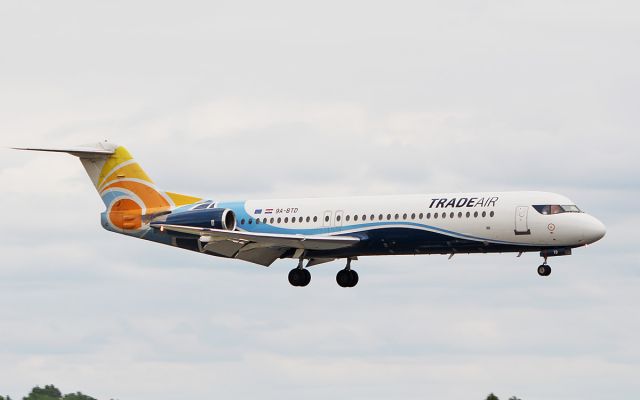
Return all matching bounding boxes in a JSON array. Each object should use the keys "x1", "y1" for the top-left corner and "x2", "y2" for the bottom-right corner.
[
  {"x1": 533, "y1": 205, "x2": 551, "y2": 214},
  {"x1": 533, "y1": 204, "x2": 581, "y2": 215}
]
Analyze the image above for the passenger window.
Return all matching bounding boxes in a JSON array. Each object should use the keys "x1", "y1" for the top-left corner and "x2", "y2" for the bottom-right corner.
[
  {"x1": 474, "y1": 211, "x2": 478, "y2": 218},
  {"x1": 482, "y1": 211, "x2": 486, "y2": 217},
  {"x1": 313, "y1": 216, "x2": 318, "y2": 222},
  {"x1": 466, "y1": 212, "x2": 470, "y2": 218},
  {"x1": 277, "y1": 217, "x2": 282, "y2": 223},
  {"x1": 403, "y1": 213, "x2": 407, "y2": 220},
  {"x1": 241, "y1": 219, "x2": 245, "y2": 225},
  {"x1": 458, "y1": 212, "x2": 462, "y2": 218},
  {"x1": 270, "y1": 217, "x2": 275, "y2": 223},
  {"x1": 346, "y1": 215, "x2": 350, "y2": 222},
  {"x1": 490, "y1": 211, "x2": 495, "y2": 217},
  {"x1": 284, "y1": 217, "x2": 289, "y2": 223},
  {"x1": 336, "y1": 215, "x2": 341, "y2": 222},
  {"x1": 325, "y1": 216, "x2": 329, "y2": 222},
  {"x1": 426, "y1": 213, "x2": 430, "y2": 219},
  {"x1": 387, "y1": 214, "x2": 392, "y2": 220},
  {"x1": 248, "y1": 219, "x2": 253, "y2": 224},
  {"x1": 354, "y1": 215, "x2": 359, "y2": 221},
  {"x1": 434, "y1": 213, "x2": 439, "y2": 219},
  {"x1": 411, "y1": 213, "x2": 416, "y2": 219},
  {"x1": 420, "y1": 213, "x2": 424, "y2": 219},
  {"x1": 394, "y1": 214, "x2": 399, "y2": 220}
]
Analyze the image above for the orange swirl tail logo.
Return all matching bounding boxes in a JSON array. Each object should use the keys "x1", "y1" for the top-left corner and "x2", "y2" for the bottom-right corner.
[{"x1": 97, "y1": 147, "x2": 172, "y2": 231}]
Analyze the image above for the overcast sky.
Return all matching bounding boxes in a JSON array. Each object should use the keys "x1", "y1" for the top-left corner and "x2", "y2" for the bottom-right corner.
[{"x1": 1, "y1": 1, "x2": 639, "y2": 399}]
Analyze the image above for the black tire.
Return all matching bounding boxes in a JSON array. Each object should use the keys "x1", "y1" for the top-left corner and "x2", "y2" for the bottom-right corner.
[
  {"x1": 537, "y1": 264, "x2": 552, "y2": 277},
  {"x1": 348, "y1": 270, "x2": 359, "y2": 287},
  {"x1": 300, "y1": 268, "x2": 311, "y2": 287},
  {"x1": 288, "y1": 268, "x2": 301, "y2": 286},
  {"x1": 336, "y1": 269, "x2": 351, "y2": 287}
]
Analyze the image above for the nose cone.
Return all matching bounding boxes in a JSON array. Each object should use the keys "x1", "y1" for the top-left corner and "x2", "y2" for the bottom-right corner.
[{"x1": 583, "y1": 216, "x2": 606, "y2": 244}]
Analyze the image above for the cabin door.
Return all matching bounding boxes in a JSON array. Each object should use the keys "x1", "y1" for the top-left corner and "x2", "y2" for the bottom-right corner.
[{"x1": 514, "y1": 206, "x2": 531, "y2": 235}]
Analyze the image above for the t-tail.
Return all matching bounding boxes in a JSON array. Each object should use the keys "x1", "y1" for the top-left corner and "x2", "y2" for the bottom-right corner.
[{"x1": 14, "y1": 142, "x2": 202, "y2": 232}]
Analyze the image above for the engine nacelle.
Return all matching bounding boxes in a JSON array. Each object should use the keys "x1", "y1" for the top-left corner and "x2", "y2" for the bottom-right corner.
[{"x1": 161, "y1": 208, "x2": 236, "y2": 231}]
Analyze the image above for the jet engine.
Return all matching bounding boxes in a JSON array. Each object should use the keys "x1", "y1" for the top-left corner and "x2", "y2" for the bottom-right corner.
[{"x1": 155, "y1": 208, "x2": 236, "y2": 231}]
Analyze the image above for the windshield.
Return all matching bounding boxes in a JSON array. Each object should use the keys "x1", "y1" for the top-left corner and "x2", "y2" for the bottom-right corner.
[{"x1": 532, "y1": 205, "x2": 582, "y2": 215}]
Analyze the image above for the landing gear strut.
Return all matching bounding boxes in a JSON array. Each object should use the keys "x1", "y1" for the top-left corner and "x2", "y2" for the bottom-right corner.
[
  {"x1": 537, "y1": 258, "x2": 552, "y2": 277},
  {"x1": 288, "y1": 259, "x2": 311, "y2": 287},
  {"x1": 336, "y1": 258, "x2": 359, "y2": 288}
]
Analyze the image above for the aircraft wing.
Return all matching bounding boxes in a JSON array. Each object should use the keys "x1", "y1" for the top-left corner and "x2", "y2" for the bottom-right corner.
[{"x1": 152, "y1": 224, "x2": 360, "y2": 266}]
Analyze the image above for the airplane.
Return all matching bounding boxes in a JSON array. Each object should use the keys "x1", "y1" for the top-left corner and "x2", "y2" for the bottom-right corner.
[{"x1": 15, "y1": 142, "x2": 606, "y2": 287}]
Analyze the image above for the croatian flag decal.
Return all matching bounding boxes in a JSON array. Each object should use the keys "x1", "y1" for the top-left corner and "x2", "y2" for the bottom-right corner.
[{"x1": 265, "y1": 208, "x2": 273, "y2": 214}]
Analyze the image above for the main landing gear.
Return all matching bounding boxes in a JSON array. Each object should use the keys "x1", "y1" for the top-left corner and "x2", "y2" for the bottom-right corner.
[
  {"x1": 336, "y1": 258, "x2": 359, "y2": 288},
  {"x1": 288, "y1": 259, "x2": 311, "y2": 287},
  {"x1": 537, "y1": 258, "x2": 552, "y2": 277},
  {"x1": 288, "y1": 258, "x2": 359, "y2": 288}
]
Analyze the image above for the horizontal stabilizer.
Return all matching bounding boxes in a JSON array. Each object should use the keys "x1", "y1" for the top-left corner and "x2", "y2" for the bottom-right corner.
[{"x1": 13, "y1": 146, "x2": 115, "y2": 158}]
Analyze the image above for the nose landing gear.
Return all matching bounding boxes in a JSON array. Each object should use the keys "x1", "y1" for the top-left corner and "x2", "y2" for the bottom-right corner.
[
  {"x1": 336, "y1": 258, "x2": 359, "y2": 288},
  {"x1": 537, "y1": 257, "x2": 552, "y2": 277}
]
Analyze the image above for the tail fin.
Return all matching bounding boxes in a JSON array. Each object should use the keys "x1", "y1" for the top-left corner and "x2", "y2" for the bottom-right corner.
[{"x1": 15, "y1": 142, "x2": 201, "y2": 230}]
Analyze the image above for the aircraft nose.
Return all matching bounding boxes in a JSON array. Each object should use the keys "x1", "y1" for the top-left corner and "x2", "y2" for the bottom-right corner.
[{"x1": 583, "y1": 216, "x2": 606, "y2": 244}]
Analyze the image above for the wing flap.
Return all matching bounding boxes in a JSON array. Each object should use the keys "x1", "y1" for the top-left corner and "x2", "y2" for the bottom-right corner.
[
  {"x1": 235, "y1": 247, "x2": 288, "y2": 266},
  {"x1": 202, "y1": 240, "x2": 246, "y2": 258}
]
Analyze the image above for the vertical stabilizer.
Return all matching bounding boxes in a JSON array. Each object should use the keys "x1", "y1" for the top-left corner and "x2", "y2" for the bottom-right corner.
[{"x1": 14, "y1": 142, "x2": 201, "y2": 231}]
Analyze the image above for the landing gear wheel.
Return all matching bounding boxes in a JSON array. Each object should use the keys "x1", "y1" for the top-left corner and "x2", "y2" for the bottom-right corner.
[
  {"x1": 336, "y1": 269, "x2": 359, "y2": 287},
  {"x1": 348, "y1": 270, "x2": 359, "y2": 287},
  {"x1": 336, "y1": 269, "x2": 350, "y2": 287},
  {"x1": 288, "y1": 268, "x2": 311, "y2": 287},
  {"x1": 301, "y1": 268, "x2": 311, "y2": 286},
  {"x1": 537, "y1": 264, "x2": 552, "y2": 277}
]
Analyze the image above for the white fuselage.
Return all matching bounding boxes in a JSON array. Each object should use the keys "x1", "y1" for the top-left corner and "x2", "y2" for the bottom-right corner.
[{"x1": 205, "y1": 191, "x2": 606, "y2": 258}]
